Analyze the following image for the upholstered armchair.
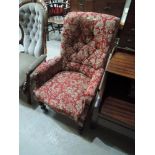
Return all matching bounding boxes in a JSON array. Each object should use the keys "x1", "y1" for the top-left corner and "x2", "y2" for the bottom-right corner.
[
  {"x1": 19, "y1": 0, "x2": 48, "y2": 103},
  {"x1": 31, "y1": 12, "x2": 119, "y2": 132}
]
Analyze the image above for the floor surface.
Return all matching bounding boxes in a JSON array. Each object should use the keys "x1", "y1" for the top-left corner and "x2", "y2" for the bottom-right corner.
[{"x1": 19, "y1": 99, "x2": 134, "y2": 155}]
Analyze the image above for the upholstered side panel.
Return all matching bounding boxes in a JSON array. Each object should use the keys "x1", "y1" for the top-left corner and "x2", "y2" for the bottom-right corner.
[
  {"x1": 19, "y1": 3, "x2": 45, "y2": 57},
  {"x1": 19, "y1": 53, "x2": 37, "y2": 87}
]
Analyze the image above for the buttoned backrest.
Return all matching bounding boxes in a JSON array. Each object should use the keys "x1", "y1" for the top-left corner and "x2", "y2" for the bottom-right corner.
[
  {"x1": 61, "y1": 12, "x2": 120, "y2": 78},
  {"x1": 19, "y1": 2, "x2": 47, "y2": 57}
]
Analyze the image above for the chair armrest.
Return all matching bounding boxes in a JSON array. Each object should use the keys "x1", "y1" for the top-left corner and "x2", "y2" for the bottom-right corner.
[
  {"x1": 84, "y1": 68, "x2": 104, "y2": 97},
  {"x1": 31, "y1": 56, "x2": 63, "y2": 88},
  {"x1": 22, "y1": 54, "x2": 47, "y2": 93},
  {"x1": 27, "y1": 54, "x2": 47, "y2": 75}
]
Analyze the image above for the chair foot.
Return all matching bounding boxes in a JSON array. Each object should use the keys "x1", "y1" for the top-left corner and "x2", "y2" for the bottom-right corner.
[
  {"x1": 22, "y1": 81, "x2": 28, "y2": 93},
  {"x1": 89, "y1": 122, "x2": 97, "y2": 129},
  {"x1": 78, "y1": 124, "x2": 84, "y2": 135},
  {"x1": 78, "y1": 126, "x2": 83, "y2": 135},
  {"x1": 39, "y1": 103, "x2": 48, "y2": 114}
]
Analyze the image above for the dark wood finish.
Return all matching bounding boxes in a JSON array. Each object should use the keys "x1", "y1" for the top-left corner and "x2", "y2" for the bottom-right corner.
[
  {"x1": 70, "y1": 0, "x2": 93, "y2": 11},
  {"x1": 93, "y1": 0, "x2": 125, "y2": 17},
  {"x1": 100, "y1": 97, "x2": 135, "y2": 129},
  {"x1": 91, "y1": 47, "x2": 135, "y2": 136},
  {"x1": 39, "y1": 102, "x2": 48, "y2": 113},
  {"x1": 70, "y1": 0, "x2": 79, "y2": 11},
  {"x1": 107, "y1": 50, "x2": 135, "y2": 79},
  {"x1": 70, "y1": 0, "x2": 126, "y2": 18},
  {"x1": 84, "y1": 0, "x2": 94, "y2": 12},
  {"x1": 119, "y1": 0, "x2": 135, "y2": 49},
  {"x1": 78, "y1": 125, "x2": 84, "y2": 135}
]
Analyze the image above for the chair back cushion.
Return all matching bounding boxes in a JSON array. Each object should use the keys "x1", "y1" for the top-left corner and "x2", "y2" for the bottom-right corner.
[
  {"x1": 19, "y1": 2, "x2": 46, "y2": 57},
  {"x1": 61, "y1": 12, "x2": 119, "y2": 77}
]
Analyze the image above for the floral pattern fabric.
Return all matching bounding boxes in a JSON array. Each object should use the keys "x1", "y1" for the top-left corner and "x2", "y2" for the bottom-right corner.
[
  {"x1": 84, "y1": 68, "x2": 104, "y2": 97},
  {"x1": 31, "y1": 56, "x2": 63, "y2": 87},
  {"x1": 33, "y1": 12, "x2": 119, "y2": 122},
  {"x1": 61, "y1": 12, "x2": 120, "y2": 72},
  {"x1": 34, "y1": 71, "x2": 90, "y2": 121}
]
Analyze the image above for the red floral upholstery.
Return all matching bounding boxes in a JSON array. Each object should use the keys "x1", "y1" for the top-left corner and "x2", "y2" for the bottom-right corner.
[
  {"x1": 34, "y1": 71, "x2": 90, "y2": 121},
  {"x1": 32, "y1": 12, "x2": 119, "y2": 124},
  {"x1": 84, "y1": 68, "x2": 104, "y2": 97},
  {"x1": 32, "y1": 56, "x2": 63, "y2": 87},
  {"x1": 61, "y1": 12, "x2": 119, "y2": 71}
]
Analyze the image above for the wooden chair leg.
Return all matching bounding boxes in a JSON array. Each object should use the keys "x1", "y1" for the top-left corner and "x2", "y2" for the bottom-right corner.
[
  {"x1": 89, "y1": 121, "x2": 97, "y2": 129},
  {"x1": 39, "y1": 102, "x2": 48, "y2": 113},
  {"x1": 77, "y1": 103, "x2": 91, "y2": 134},
  {"x1": 77, "y1": 119, "x2": 86, "y2": 135},
  {"x1": 78, "y1": 125, "x2": 84, "y2": 135}
]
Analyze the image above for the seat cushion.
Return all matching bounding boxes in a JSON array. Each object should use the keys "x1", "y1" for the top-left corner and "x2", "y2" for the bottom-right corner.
[
  {"x1": 34, "y1": 71, "x2": 91, "y2": 121},
  {"x1": 19, "y1": 53, "x2": 37, "y2": 87}
]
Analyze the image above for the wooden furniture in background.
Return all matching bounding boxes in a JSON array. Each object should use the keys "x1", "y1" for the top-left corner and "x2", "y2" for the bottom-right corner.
[
  {"x1": 70, "y1": 0, "x2": 126, "y2": 18},
  {"x1": 102, "y1": 49, "x2": 135, "y2": 129},
  {"x1": 91, "y1": 48, "x2": 135, "y2": 138},
  {"x1": 100, "y1": 96, "x2": 135, "y2": 129},
  {"x1": 119, "y1": 0, "x2": 135, "y2": 49},
  {"x1": 93, "y1": 0, "x2": 126, "y2": 17},
  {"x1": 70, "y1": 0, "x2": 93, "y2": 12},
  {"x1": 107, "y1": 49, "x2": 135, "y2": 79}
]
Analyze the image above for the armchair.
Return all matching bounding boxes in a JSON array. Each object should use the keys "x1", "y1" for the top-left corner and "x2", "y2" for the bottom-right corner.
[
  {"x1": 19, "y1": 0, "x2": 48, "y2": 103},
  {"x1": 31, "y1": 12, "x2": 120, "y2": 132}
]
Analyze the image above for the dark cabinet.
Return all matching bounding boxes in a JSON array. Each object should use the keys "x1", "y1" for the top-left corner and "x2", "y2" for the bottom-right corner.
[
  {"x1": 119, "y1": 0, "x2": 135, "y2": 49},
  {"x1": 70, "y1": 0, "x2": 126, "y2": 18},
  {"x1": 93, "y1": 0, "x2": 126, "y2": 17},
  {"x1": 70, "y1": 0, "x2": 95, "y2": 12},
  {"x1": 91, "y1": 48, "x2": 135, "y2": 138}
]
